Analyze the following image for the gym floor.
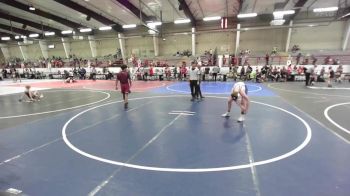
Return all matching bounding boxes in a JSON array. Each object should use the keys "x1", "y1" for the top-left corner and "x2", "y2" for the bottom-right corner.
[{"x1": 0, "y1": 79, "x2": 349, "y2": 196}]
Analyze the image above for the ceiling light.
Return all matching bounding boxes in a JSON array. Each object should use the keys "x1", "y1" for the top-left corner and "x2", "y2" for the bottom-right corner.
[
  {"x1": 48, "y1": 44, "x2": 55, "y2": 49},
  {"x1": 147, "y1": 22, "x2": 162, "y2": 26},
  {"x1": 79, "y1": 28, "x2": 92, "y2": 32},
  {"x1": 29, "y1": 6, "x2": 35, "y2": 11},
  {"x1": 15, "y1": 36, "x2": 20, "y2": 39},
  {"x1": 237, "y1": 13, "x2": 258, "y2": 18},
  {"x1": 21, "y1": 35, "x2": 27, "y2": 39},
  {"x1": 174, "y1": 19, "x2": 191, "y2": 24},
  {"x1": 62, "y1": 30, "x2": 73, "y2": 34},
  {"x1": 99, "y1": 26, "x2": 112, "y2": 31},
  {"x1": 148, "y1": 30, "x2": 157, "y2": 35},
  {"x1": 1, "y1": 37, "x2": 11, "y2": 41},
  {"x1": 203, "y1": 16, "x2": 221, "y2": 21},
  {"x1": 270, "y1": 19, "x2": 285, "y2": 26},
  {"x1": 273, "y1": 10, "x2": 295, "y2": 17},
  {"x1": 122, "y1": 24, "x2": 137, "y2": 29},
  {"x1": 44, "y1": 32, "x2": 55, "y2": 36},
  {"x1": 313, "y1": 7, "x2": 338, "y2": 13},
  {"x1": 29, "y1": 33, "x2": 39, "y2": 38}
]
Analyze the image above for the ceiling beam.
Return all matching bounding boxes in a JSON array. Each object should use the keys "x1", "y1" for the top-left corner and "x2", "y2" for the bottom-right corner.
[
  {"x1": 0, "y1": 11, "x2": 61, "y2": 35},
  {"x1": 0, "y1": 23, "x2": 37, "y2": 35},
  {"x1": 0, "y1": 0, "x2": 84, "y2": 29},
  {"x1": 115, "y1": 0, "x2": 151, "y2": 23},
  {"x1": 0, "y1": 31, "x2": 13, "y2": 37},
  {"x1": 53, "y1": 0, "x2": 123, "y2": 32},
  {"x1": 285, "y1": 0, "x2": 309, "y2": 22},
  {"x1": 178, "y1": 0, "x2": 196, "y2": 26}
]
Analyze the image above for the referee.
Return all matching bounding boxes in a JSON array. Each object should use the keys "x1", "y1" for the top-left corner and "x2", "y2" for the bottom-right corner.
[{"x1": 189, "y1": 62, "x2": 200, "y2": 101}]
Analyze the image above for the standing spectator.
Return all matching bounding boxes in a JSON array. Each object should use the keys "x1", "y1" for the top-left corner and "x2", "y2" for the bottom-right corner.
[
  {"x1": 327, "y1": 66, "x2": 335, "y2": 87},
  {"x1": 149, "y1": 66, "x2": 154, "y2": 80},
  {"x1": 296, "y1": 53, "x2": 302, "y2": 65},
  {"x1": 91, "y1": 66, "x2": 97, "y2": 81},
  {"x1": 305, "y1": 65, "x2": 316, "y2": 86},
  {"x1": 212, "y1": 65, "x2": 220, "y2": 81},
  {"x1": 164, "y1": 65, "x2": 171, "y2": 80},
  {"x1": 173, "y1": 65, "x2": 178, "y2": 80},
  {"x1": 240, "y1": 65, "x2": 246, "y2": 81},
  {"x1": 335, "y1": 65, "x2": 343, "y2": 83},
  {"x1": 180, "y1": 64, "x2": 187, "y2": 81},
  {"x1": 265, "y1": 53, "x2": 269, "y2": 65}
]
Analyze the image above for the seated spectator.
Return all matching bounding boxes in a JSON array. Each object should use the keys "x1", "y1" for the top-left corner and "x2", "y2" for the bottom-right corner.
[
  {"x1": 256, "y1": 69, "x2": 262, "y2": 83},
  {"x1": 317, "y1": 66, "x2": 326, "y2": 82}
]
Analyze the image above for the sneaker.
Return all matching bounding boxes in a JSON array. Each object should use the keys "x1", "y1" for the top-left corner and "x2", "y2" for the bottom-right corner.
[
  {"x1": 124, "y1": 102, "x2": 128, "y2": 108},
  {"x1": 221, "y1": 112, "x2": 230, "y2": 117},
  {"x1": 237, "y1": 115, "x2": 245, "y2": 122}
]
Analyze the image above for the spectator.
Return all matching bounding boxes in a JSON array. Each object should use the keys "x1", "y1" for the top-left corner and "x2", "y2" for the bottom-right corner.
[
  {"x1": 212, "y1": 65, "x2": 220, "y2": 81},
  {"x1": 335, "y1": 65, "x2": 343, "y2": 83},
  {"x1": 296, "y1": 53, "x2": 302, "y2": 65},
  {"x1": 265, "y1": 53, "x2": 269, "y2": 65}
]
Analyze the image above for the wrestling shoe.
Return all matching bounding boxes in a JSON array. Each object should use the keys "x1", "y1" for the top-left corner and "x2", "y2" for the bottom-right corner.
[
  {"x1": 221, "y1": 112, "x2": 230, "y2": 117},
  {"x1": 237, "y1": 115, "x2": 245, "y2": 122}
]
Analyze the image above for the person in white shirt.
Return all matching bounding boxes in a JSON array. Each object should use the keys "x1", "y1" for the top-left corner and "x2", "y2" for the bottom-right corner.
[
  {"x1": 222, "y1": 81, "x2": 250, "y2": 122},
  {"x1": 188, "y1": 63, "x2": 200, "y2": 101}
]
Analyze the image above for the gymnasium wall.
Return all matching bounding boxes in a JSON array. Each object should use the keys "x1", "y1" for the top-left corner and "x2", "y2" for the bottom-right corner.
[
  {"x1": 125, "y1": 36, "x2": 153, "y2": 58},
  {"x1": 8, "y1": 45, "x2": 22, "y2": 58},
  {"x1": 196, "y1": 31, "x2": 235, "y2": 54},
  {"x1": 290, "y1": 21, "x2": 344, "y2": 51},
  {"x1": 1, "y1": 21, "x2": 349, "y2": 61},
  {"x1": 0, "y1": 50, "x2": 4, "y2": 63},
  {"x1": 239, "y1": 28, "x2": 287, "y2": 53},
  {"x1": 70, "y1": 39, "x2": 91, "y2": 58},
  {"x1": 27, "y1": 43, "x2": 42, "y2": 59},
  {"x1": 47, "y1": 42, "x2": 66, "y2": 58},
  {"x1": 95, "y1": 37, "x2": 120, "y2": 57},
  {"x1": 159, "y1": 34, "x2": 192, "y2": 56}
]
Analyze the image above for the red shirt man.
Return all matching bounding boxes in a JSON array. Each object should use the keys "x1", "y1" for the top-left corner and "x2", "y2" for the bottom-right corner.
[{"x1": 116, "y1": 65, "x2": 132, "y2": 108}]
